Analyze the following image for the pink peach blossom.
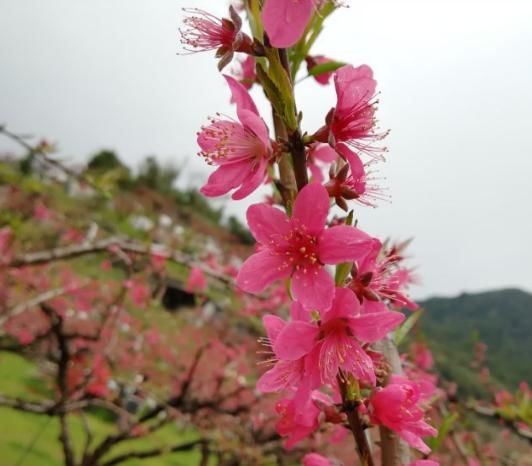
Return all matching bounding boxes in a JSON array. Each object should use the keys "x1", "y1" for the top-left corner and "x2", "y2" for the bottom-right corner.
[
  {"x1": 256, "y1": 311, "x2": 306, "y2": 395},
  {"x1": 198, "y1": 75, "x2": 273, "y2": 200},
  {"x1": 410, "y1": 341, "x2": 434, "y2": 370},
  {"x1": 369, "y1": 375, "x2": 437, "y2": 454},
  {"x1": 180, "y1": 7, "x2": 252, "y2": 69},
  {"x1": 408, "y1": 461, "x2": 439, "y2": 466},
  {"x1": 316, "y1": 65, "x2": 387, "y2": 161},
  {"x1": 326, "y1": 146, "x2": 386, "y2": 209},
  {"x1": 236, "y1": 183, "x2": 372, "y2": 310},
  {"x1": 349, "y1": 238, "x2": 418, "y2": 310},
  {"x1": 275, "y1": 396, "x2": 321, "y2": 448},
  {"x1": 274, "y1": 287, "x2": 404, "y2": 386}
]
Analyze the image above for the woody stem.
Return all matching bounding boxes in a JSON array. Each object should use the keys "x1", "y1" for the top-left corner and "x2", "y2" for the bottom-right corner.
[{"x1": 337, "y1": 376, "x2": 375, "y2": 466}]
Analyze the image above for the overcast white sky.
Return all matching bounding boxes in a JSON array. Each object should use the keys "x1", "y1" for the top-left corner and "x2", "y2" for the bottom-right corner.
[{"x1": 1, "y1": 0, "x2": 531, "y2": 299}]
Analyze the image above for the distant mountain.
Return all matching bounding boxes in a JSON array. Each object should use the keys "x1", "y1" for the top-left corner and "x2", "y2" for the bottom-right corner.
[{"x1": 417, "y1": 288, "x2": 532, "y2": 396}]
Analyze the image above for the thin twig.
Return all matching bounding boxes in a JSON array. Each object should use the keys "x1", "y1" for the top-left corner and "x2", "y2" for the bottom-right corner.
[
  {"x1": 100, "y1": 439, "x2": 206, "y2": 466},
  {"x1": 0, "y1": 281, "x2": 90, "y2": 326}
]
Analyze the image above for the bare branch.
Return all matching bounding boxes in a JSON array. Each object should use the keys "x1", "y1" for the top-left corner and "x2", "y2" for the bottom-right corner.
[
  {"x1": 7, "y1": 237, "x2": 120, "y2": 268},
  {"x1": 0, "y1": 125, "x2": 105, "y2": 194},
  {"x1": 0, "y1": 281, "x2": 90, "y2": 326},
  {"x1": 100, "y1": 439, "x2": 207, "y2": 466}
]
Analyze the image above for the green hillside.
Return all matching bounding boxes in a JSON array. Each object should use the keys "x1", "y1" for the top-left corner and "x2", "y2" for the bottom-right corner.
[{"x1": 418, "y1": 288, "x2": 532, "y2": 396}]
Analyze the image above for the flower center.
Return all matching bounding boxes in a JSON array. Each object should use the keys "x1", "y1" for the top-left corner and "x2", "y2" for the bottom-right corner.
[{"x1": 282, "y1": 228, "x2": 320, "y2": 272}]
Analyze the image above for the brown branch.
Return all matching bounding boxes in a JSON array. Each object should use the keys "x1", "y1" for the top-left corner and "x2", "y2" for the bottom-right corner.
[
  {"x1": 277, "y1": 48, "x2": 308, "y2": 192},
  {"x1": 0, "y1": 281, "x2": 90, "y2": 326},
  {"x1": 0, "y1": 393, "x2": 93, "y2": 416},
  {"x1": 80, "y1": 411, "x2": 94, "y2": 464},
  {"x1": 468, "y1": 402, "x2": 532, "y2": 442},
  {"x1": 0, "y1": 394, "x2": 56, "y2": 414},
  {"x1": 7, "y1": 237, "x2": 120, "y2": 268},
  {"x1": 100, "y1": 439, "x2": 207, "y2": 466},
  {"x1": 86, "y1": 346, "x2": 207, "y2": 464},
  {"x1": 7, "y1": 236, "x2": 269, "y2": 301},
  {"x1": 40, "y1": 303, "x2": 76, "y2": 466},
  {"x1": 0, "y1": 124, "x2": 104, "y2": 194},
  {"x1": 345, "y1": 405, "x2": 374, "y2": 466},
  {"x1": 337, "y1": 375, "x2": 375, "y2": 466}
]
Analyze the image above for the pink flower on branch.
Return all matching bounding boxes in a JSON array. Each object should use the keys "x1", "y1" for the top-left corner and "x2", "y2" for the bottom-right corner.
[
  {"x1": 275, "y1": 396, "x2": 321, "y2": 448},
  {"x1": 349, "y1": 238, "x2": 418, "y2": 310},
  {"x1": 198, "y1": 75, "x2": 273, "y2": 200},
  {"x1": 257, "y1": 307, "x2": 308, "y2": 395},
  {"x1": 369, "y1": 375, "x2": 437, "y2": 454},
  {"x1": 315, "y1": 65, "x2": 388, "y2": 161},
  {"x1": 236, "y1": 183, "x2": 372, "y2": 310},
  {"x1": 325, "y1": 145, "x2": 387, "y2": 210},
  {"x1": 180, "y1": 7, "x2": 253, "y2": 69},
  {"x1": 274, "y1": 287, "x2": 404, "y2": 386}
]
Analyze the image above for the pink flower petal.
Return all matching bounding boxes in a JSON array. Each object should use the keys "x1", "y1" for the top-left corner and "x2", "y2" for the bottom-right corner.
[
  {"x1": 312, "y1": 144, "x2": 338, "y2": 163},
  {"x1": 292, "y1": 265, "x2": 334, "y2": 311},
  {"x1": 322, "y1": 287, "x2": 360, "y2": 321},
  {"x1": 318, "y1": 225, "x2": 372, "y2": 264},
  {"x1": 223, "y1": 74, "x2": 259, "y2": 118},
  {"x1": 309, "y1": 162, "x2": 324, "y2": 183},
  {"x1": 232, "y1": 157, "x2": 267, "y2": 200},
  {"x1": 246, "y1": 203, "x2": 290, "y2": 245},
  {"x1": 262, "y1": 0, "x2": 314, "y2": 48},
  {"x1": 237, "y1": 250, "x2": 290, "y2": 293},
  {"x1": 399, "y1": 430, "x2": 432, "y2": 455},
  {"x1": 200, "y1": 161, "x2": 250, "y2": 197},
  {"x1": 274, "y1": 321, "x2": 319, "y2": 360},
  {"x1": 319, "y1": 331, "x2": 375, "y2": 385},
  {"x1": 338, "y1": 143, "x2": 365, "y2": 178},
  {"x1": 349, "y1": 311, "x2": 405, "y2": 343},
  {"x1": 257, "y1": 359, "x2": 302, "y2": 393},
  {"x1": 238, "y1": 109, "x2": 270, "y2": 148},
  {"x1": 291, "y1": 182, "x2": 330, "y2": 236},
  {"x1": 334, "y1": 64, "x2": 376, "y2": 114},
  {"x1": 262, "y1": 314, "x2": 286, "y2": 343},
  {"x1": 290, "y1": 301, "x2": 310, "y2": 321}
]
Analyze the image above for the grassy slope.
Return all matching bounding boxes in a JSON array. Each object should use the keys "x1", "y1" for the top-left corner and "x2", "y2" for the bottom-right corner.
[{"x1": 0, "y1": 353, "x2": 209, "y2": 466}]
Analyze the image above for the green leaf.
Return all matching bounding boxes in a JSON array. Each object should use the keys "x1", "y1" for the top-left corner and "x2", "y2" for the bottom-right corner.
[
  {"x1": 427, "y1": 412, "x2": 458, "y2": 452},
  {"x1": 264, "y1": 49, "x2": 298, "y2": 130},
  {"x1": 394, "y1": 308, "x2": 425, "y2": 346},
  {"x1": 308, "y1": 60, "x2": 345, "y2": 77}
]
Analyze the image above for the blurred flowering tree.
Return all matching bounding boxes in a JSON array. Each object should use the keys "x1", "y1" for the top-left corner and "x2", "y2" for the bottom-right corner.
[
  {"x1": 1, "y1": 1, "x2": 531, "y2": 466},
  {"x1": 0, "y1": 136, "x2": 297, "y2": 465}
]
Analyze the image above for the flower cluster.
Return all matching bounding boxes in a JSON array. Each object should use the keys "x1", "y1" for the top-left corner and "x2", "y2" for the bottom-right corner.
[{"x1": 182, "y1": 2, "x2": 440, "y2": 465}]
